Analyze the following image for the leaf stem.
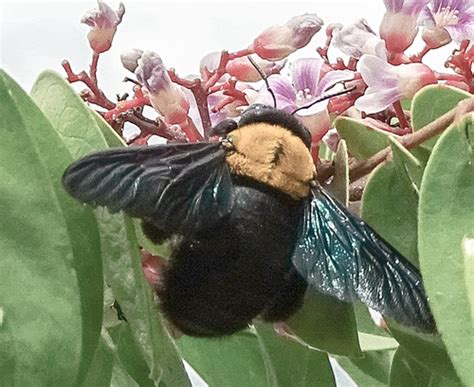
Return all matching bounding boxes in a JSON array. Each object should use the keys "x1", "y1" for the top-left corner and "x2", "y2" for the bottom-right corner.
[{"x1": 317, "y1": 98, "x2": 474, "y2": 183}]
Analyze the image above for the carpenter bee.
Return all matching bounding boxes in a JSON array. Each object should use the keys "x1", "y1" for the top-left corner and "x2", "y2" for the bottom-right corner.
[{"x1": 62, "y1": 101, "x2": 436, "y2": 338}]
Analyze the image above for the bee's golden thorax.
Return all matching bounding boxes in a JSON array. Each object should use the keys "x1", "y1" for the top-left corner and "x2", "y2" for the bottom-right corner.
[{"x1": 225, "y1": 123, "x2": 315, "y2": 200}]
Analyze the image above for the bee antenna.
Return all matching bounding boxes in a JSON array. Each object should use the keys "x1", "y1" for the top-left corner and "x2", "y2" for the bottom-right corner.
[
  {"x1": 247, "y1": 55, "x2": 277, "y2": 109},
  {"x1": 291, "y1": 85, "x2": 356, "y2": 115}
]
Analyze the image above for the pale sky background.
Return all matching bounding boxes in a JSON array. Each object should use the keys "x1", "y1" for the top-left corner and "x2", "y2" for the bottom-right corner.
[
  {"x1": 0, "y1": 1, "x2": 454, "y2": 386},
  {"x1": 1, "y1": 0, "x2": 387, "y2": 95}
]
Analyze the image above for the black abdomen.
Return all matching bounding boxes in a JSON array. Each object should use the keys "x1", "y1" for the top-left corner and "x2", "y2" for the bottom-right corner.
[{"x1": 157, "y1": 177, "x2": 305, "y2": 337}]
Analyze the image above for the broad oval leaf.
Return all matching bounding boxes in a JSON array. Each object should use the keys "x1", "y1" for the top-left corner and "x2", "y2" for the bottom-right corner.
[
  {"x1": 335, "y1": 117, "x2": 391, "y2": 160},
  {"x1": 361, "y1": 138, "x2": 422, "y2": 264},
  {"x1": 286, "y1": 289, "x2": 361, "y2": 357},
  {"x1": 418, "y1": 113, "x2": 474, "y2": 386},
  {"x1": 411, "y1": 85, "x2": 471, "y2": 150},
  {"x1": 179, "y1": 324, "x2": 336, "y2": 387},
  {"x1": 389, "y1": 347, "x2": 432, "y2": 387},
  {"x1": 0, "y1": 70, "x2": 100, "y2": 385},
  {"x1": 31, "y1": 70, "x2": 190, "y2": 386}
]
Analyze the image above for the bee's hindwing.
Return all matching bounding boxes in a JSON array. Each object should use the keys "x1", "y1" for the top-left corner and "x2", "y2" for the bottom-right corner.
[{"x1": 291, "y1": 186, "x2": 436, "y2": 332}]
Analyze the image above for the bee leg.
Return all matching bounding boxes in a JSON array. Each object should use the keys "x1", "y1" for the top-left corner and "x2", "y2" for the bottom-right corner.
[
  {"x1": 141, "y1": 220, "x2": 172, "y2": 245},
  {"x1": 260, "y1": 267, "x2": 307, "y2": 322}
]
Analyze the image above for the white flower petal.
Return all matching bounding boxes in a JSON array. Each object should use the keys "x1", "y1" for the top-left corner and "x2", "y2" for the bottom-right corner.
[
  {"x1": 357, "y1": 55, "x2": 399, "y2": 89},
  {"x1": 354, "y1": 87, "x2": 403, "y2": 113}
]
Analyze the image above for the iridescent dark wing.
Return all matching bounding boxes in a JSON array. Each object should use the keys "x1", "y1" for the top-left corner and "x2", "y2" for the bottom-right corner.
[
  {"x1": 291, "y1": 185, "x2": 435, "y2": 332},
  {"x1": 62, "y1": 142, "x2": 233, "y2": 237}
]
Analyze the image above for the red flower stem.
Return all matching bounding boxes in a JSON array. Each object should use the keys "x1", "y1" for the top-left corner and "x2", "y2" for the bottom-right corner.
[
  {"x1": 347, "y1": 57, "x2": 358, "y2": 71},
  {"x1": 203, "y1": 51, "x2": 230, "y2": 90},
  {"x1": 211, "y1": 96, "x2": 234, "y2": 113},
  {"x1": 192, "y1": 81, "x2": 213, "y2": 137},
  {"x1": 410, "y1": 45, "x2": 432, "y2": 62},
  {"x1": 181, "y1": 118, "x2": 203, "y2": 142},
  {"x1": 435, "y1": 72, "x2": 467, "y2": 82},
  {"x1": 316, "y1": 28, "x2": 336, "y2": 63},
  {"x1": 203, "y1": 49, "x2": 253, "y2": 91},
  {"x1": 169, "y1": 48, "x2": 254, "y2": 137},
  {"x1": 168, "y1": 70, "x2": 212, "y2": 136},
  {"x1": 90, "y1": 51, "x2": 100, "y2": 85},
  {"x1": 392, "y1": 100, "x2": 411, "y2": 131},
  {"x1": 228, "y1": 48, "x2": 253, "y2": 60},
  {"x1": 62, "y1": 59, "x2": 115, "y2": 110},
  {"x1": 103, "y1": 94, "x2": 150, "y2": 121}
]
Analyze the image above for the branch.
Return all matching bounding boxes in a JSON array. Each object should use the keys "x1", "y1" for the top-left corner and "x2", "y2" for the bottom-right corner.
[
  {"x1": 124, "y1": 113, "x2": 173, "y2": 141},
  {"x1": 62, "y1": 60, "x2": 115, "y2": 110},
  {"x1": 317, "y1": 98, "x2": 474, "y2": 183}
]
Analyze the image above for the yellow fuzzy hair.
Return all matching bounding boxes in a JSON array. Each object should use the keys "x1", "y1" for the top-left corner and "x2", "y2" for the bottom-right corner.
[{"x1": 225, "y1": 122, "x2": 315, "y2": 199}]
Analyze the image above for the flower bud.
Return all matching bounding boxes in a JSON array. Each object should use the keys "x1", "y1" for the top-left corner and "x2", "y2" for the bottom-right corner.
[
  {"x1": 121, "y1": 49, "x2": 144, "y2": 73},
  {"x1": 333, "y1": 19, "x2": 387, "y2": 59},
  {"x1": 379, "y1": 0, "x2": 428, "y2": 53},
  {"x1": 421, "y1": 27, "x2": 452, "y2": 49},
  {"x1": 396, "y1": 62, "x2": 437, "y2": 98},
  {"x1": 81, "y1": 0, "x2": 125, "y2": 53},
  {"x1": 251, "y1": 14, "x2": 323, "y2": 60},
  {"x1": 225, "y1": 54, "x2": 284, "y2": 82},
  {"x1": 135, "y1": 51, "x2": 190, "y2": 125}
]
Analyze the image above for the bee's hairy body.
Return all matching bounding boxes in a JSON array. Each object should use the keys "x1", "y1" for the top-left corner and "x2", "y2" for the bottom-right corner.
[
  {"x1": 152, "y1": 123, "x2": 312, "y2": 336},
  {"x1": 63, "y1": 104, "x2": 436, "y2": 337}
]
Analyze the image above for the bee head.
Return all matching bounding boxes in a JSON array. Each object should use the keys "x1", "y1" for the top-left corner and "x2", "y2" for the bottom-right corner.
[
  {"x1": 238, "y1": 104, "x2": 312, "y2": 149},
  {"x1": 209, "y1": 104, "x2": 312, "y2": 149}
]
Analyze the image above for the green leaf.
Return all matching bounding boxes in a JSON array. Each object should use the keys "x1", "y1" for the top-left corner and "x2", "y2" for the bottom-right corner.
[
  {"x1": 335, "y1": 117, "x2": 392, "y2": 160},
  {"x1": 83, "y1": 332, "x2": 115, "y2": 387},
  {"x1": 326, "y1": 140, "x2": 349, "y2": 205},
  {"x1": 254, "y1": 324, "x2": 336, "y2": 387},
  {"x1": 179, "y1": 330, "x2": 271, "y2": 387},
  {"x1": 361, "y1": 138, "x2": 423, "y2": 263},
  {"x1": 286, "y1": 289, "x2": 361, "y2": 357},
  {"x1": 109, "y1": 323, "x2": 154, "y2": 387},
  {"x1": 411, "y1": 85, "x2": 471, "y2": 150},
  {"x1": 462, "y1": 235, "x2": 474, "y2": 324},
  {"x1": 358, "y1": 332, "x2": 398, "y2": 352},
  {"x1": 418, "y1": 113, "x2": 474, "y2": 386},
  {"x1": 389, "y1": 325, "x2": 459, "y2": 382},
  {"x1": 91, "y1": 111, "x2": 126, "y2": 148},
  {"x1": 389, "y1": 347, "x2": 432, "y2": 387},
  {"x1": 180, "y1": 325, "x2": 336, "y2": 387},
  {"x1": 111, "y1": 361, "x2": 140, "y2": 387},
  {"x1": 336, "y1": 348, "x2": 396, "y2": 386},
  {"x1": 353, "y1": 303, "x2": 391, "y2": 337},
  {"x1": 0, "y1": 70, "x2": 102, "y2": 385},
  {"x1": 429, "y1": 374, "x2": 464, "y2": 387},
  {"x1": 31, "y1": 70, "x2": 190, "y2": 387}
]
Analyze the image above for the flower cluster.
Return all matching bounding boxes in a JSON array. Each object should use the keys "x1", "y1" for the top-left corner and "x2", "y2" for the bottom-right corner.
[{"x1": 64, "y1": 0, "x2": 474, "y2": 156}]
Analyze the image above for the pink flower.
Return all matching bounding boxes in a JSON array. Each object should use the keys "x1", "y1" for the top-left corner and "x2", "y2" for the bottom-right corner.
[
  {"x1": 120, "y1": 49, "x2": 144, "y2": 73},
  {"x1": 251, "y1": 14, "x2": 324, "y2": 60},
  {"x1": 135, "y1": 51, "x2": 190, "y2": 125},
  {"x1": 355, "y1": 54, "x2": 436, "y2": 113},
  {"x1": 332, "y1": 19, "x2": 387, "y2": 59},
  {"x1": 256, "y1": 58, "x2": 353, "y2": 141},
  {"x1": 419, "y1": 0, "x2": 474, "y2": 47},
  {"x1": 380, "y1": 0, "x2": 429, "y2": 53},
  {"x1": 81, "y1": 0, "x2": 125, "y2": 53}
]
